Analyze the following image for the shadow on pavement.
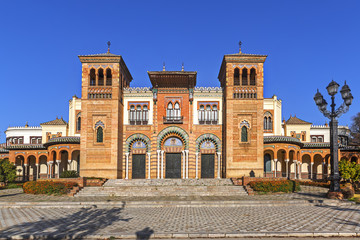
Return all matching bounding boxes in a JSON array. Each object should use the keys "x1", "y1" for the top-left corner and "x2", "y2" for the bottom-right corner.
[{"x1": 0, "y1": 205, "x2": 132, "y2": 238}]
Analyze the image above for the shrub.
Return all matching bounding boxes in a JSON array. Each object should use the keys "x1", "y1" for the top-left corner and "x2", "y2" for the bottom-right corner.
[
  {"x1": 60, "y1": 170, "x2": 79, "y2": 178},
  {"x1": 23, "y1": 181, "x2": 77, "y2": 195},
  {"x1": 0, "y1": 159, "x2": 16, "y2": 183},
  {"x1": 296, "y1": 180, "x2": 330, "y2": 188},
  {"x1": 249, "y1": 180, "x2": 300, "y2": 193},
  {"x1": 6, "y1": 183, "x2": 23, "y2": 189},
  {"x1": 341, "y1": 183, "x2": 355, "y2": 199}
]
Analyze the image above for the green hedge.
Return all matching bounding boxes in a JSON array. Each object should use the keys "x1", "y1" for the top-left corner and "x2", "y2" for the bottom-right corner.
[
  {"x1": 249, "y1": 180, "x2": 300, "y2": 193},
  {"x1": 23, "y1": 181, "x2": 77, "y2": 195},
  {"x1": 60, "y1": 170, "x2": 79, "y2": 178}
]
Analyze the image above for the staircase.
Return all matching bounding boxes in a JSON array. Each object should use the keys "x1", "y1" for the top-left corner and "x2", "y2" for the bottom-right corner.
[{"x1": 75, "y1": 179, "x2": 248, "y2": 197}]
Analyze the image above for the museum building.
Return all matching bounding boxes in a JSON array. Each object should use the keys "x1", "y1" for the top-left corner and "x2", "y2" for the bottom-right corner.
[{"x1": 1, "y1": 46, "x2": 360, "y2": 181}]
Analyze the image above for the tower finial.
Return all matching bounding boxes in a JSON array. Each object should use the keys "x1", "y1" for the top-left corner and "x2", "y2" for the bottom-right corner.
[
  {"x1": 239, "y1": 41, "x2": 242, "y2": 53},
  {"x1": 163, "y1": 62, "x2": 166, "y2": 71},
  {"x1": 107, "y1": 41, "x2": 111, "y2": 53},
  {"x1": 181, "y1": 62, "x2": 184, "y2": 71}
]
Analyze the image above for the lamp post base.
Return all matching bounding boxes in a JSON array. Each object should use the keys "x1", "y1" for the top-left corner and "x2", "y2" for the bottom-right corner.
[{"x1": 327, "y1": 191, "x2": 344, "y2": 200}]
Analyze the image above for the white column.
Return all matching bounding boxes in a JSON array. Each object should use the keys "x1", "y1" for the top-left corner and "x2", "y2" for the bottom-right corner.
[
  {"x1": 56, "y1": 160, "x2": 61, "y2": 178},
  {"x1": 68, "y1": 160, "x2": 72, "y2": 171},
  {"x1": 195, "y1": 152, "x2": 199, "y2": 179},
  {"x1": 298, "y1": 163, "x2": 302, "y2": 180},
  {"x1": 23, "y1": 164, "x2": 27, "y2": 181},
  {"x1": 147, "y1": 152, "x2": 151, "y2": 179},
  {"x1": 185, "y1": 150, "x2": 189, "y2": 179},
  {"x1": 182, "y1": 150, "x2": 185, "y2": 179},
  {"x1": 161, "y1": 150, "x2": 164, "y2": 179},
  {"x1": 35, "y1": 163, "x2": 39, "y2": 180},
  {"x1": 217, "y1": 152, "x2": 221, "y2": 179},
  {"x1": 310, "y1": 162, "x2": 314, "y2": 180},
  {"x1": 125, "y1": 153, "x2": 129, "y2": 179},
  {"x1": 274, "y1": 159, "x2": 278, "y2": 178},
  {"x1": 322, "y1": 162, "x2": 325, "y2": 179},
  {"x1": 48, "y1": 161, "x2": 53, "y2": 178},
  {"x1": 157, "y1": 150, "x2": 161, "y2": 179},
  {"x1": 293, "y1": 160, "x2": 297, "y2": 179},
  {"x1": 285, "y1": 159, "x2": 289, "y2": 178}
]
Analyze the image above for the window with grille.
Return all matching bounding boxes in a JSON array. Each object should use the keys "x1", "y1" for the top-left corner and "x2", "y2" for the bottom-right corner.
[
  {"x1": 198, "y1": 103, "x2": 218, "y2": 124},
  {"x1": 129, "y1": 103, "x2": 149, "y2": 125}
]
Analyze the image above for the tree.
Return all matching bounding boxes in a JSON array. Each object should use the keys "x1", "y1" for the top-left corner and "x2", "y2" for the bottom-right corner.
[
  {"x1": 350, "y1": 112, "x2": 360, "y2": 144},
  {"x1": 0, "y1": 159, "x2": 16, "y2": 183},
  {"x1": 339, "y1": 159, "x2": 360, "y2": 182}
]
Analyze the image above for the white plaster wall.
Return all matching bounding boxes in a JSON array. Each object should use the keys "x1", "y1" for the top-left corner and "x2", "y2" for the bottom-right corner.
[
  {"x1": 41, "y1": 125, "x2": 68, "y2": 143},
  {"x1": 123, "y1": 96, "x2": 153, "y2": 125},
  {"x1": 5, "y1": 127, "x2": 42, "y2": 144},
  {"x1": 68, "y1": 97, "x2": 82, "y2": 137},
  {"x1": 310, "y1": 127, "x2": 330, "y2": 142},
  {"x1": 264, "y1": 95, "x2": 282, "y2": 136},
  {"x1": 193, "y1": 96, "x2": 223, "y2": 125}
]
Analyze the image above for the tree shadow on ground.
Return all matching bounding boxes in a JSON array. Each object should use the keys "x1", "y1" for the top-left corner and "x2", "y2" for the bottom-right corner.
[
  {"x1": 315, "y1": 204, "x2": 360, "y2": 230},
  {"x1": 0, "y1": 205, "x2": 132, "y2": 238},
  {"x1": 136, "y1": 227, "x2": 154, "y2": 240}
]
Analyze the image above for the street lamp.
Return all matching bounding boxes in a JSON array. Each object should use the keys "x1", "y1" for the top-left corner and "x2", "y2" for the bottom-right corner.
[{"x1": 314, "y1": 80, "x2": 353, "y2": 196}]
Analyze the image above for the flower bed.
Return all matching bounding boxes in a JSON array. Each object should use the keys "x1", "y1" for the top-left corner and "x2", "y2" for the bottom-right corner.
[
  {"x1": 249, "y1": 180, "x2": 300, "y2": 193},
  {"x1": 296, "y1": 180, "x2": 330, "y2": 188},
  {"x1": 23, "y1": 181, "x2": 77, "y2": 195}
]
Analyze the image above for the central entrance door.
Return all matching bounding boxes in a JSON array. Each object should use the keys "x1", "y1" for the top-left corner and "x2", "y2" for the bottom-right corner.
[
  {"x1": 201, "y1": 154, "x2": 215, "y2": 178},
  {"x1": 165, "y1": 153, "x2": 181, "y2": 178},
  {"x1": 132, "y1": 154, "x2": 146, "y2": 179}
]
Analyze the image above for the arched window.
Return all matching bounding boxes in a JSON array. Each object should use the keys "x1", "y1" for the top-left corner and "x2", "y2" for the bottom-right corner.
[
  {"x1": 106, "y1": 68, "x2": 112, "y2": 86},
  {"x1": 206, "y1": 105, "x2": 211, "y2": 123},
  {"x1": 174, "y1": 102, "x2": 180, "y2": 119},
  {"x1": 234, "y1": 68, "x2": 240, "y2": 86},
  {"x1": 250, "y1": 68, "x2": 256, "y2": 86},
  {"x1": 77, "y1": 116, "x2": 81, "y2": 131},
  {"x1": 213, "y1": 105, "x2": 218, "y2": 122},
  {"x1": 241, "y1": 126, "x2": 248, "y2": 142},
  {"x1": 136, "y1": 105, "x2": 142, "y2": 123},
  {"x1": 90, "y1": 68, "x2": 96, "y2": 86},
  {"x1": 199, "y1": 105, "x2": 205, "y2": 123},
  {"x1": 268, "y1": 117, "x2": 272, "y2": 130},
  {"x1": 96, "y1": 127, "x2": 103, "y2": 143},
  {"x1": 129, "y1": 105, "x2": 135, "y2": 125},
  {"x1": 242, "y1": 68, "x2": 248, "y2": 85},
  {"x1": 98, "y1": 68, "x2": 104, "y2": 86},
  {"x1": 143, "y1": 105, "x2": 148, "y2": 124},
  {"x1": 167, "y1": 102, "x2": 173, "y2": 118},
  {"x1": 264, "y1": 116, "x2": 268, "y2": 130}
]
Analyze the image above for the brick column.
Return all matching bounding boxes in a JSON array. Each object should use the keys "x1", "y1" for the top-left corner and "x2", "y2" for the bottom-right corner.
[
  {"x1": 125, "y1": 153, "x2": 129, "y2": 179},
  {"x1": 195, "y1": 152, "x2": 199, "y2": 179}
]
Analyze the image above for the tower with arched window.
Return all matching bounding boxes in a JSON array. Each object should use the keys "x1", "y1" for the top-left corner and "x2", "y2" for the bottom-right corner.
[
  {"x1": 218, "y1": 50, "x2": 267, "y2": 178},
  {"x1": 78, "y1": 51, "x2": 133, "y2": 178}
]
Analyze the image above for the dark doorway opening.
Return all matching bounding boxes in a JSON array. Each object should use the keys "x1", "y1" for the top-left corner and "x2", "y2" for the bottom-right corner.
[
  {"x1": 165, "y1": 153, "x2": 181, "y2": 178},
  {"x1": 132, "y1": 154, "x2": 146, "y2": 179},
  {"x1": 201, "y1": 154, "x2": 215, "y2": 178}
]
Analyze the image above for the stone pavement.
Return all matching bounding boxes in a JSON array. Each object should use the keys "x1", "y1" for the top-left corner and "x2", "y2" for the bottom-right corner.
[{"x1": 0, "y1": 204, "x2": 360, "y2": 239}]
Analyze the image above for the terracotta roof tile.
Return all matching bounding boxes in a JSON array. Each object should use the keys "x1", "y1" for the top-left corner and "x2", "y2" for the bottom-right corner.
[
  {"x1": 41, "y1": 118, "x2": 67, "y2": 125},
  {"x1": 286, "y1": 116, "x2": 312, "y2": 125}
]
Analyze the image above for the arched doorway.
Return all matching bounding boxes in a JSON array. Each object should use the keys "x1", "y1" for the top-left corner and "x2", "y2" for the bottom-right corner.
[
  {"x1": 131, "y1": 141, "x2": 147, "y2": 179},
  {"x1": 200, "y1": 140, "x2": 216, "y2": 178},
  {"x1": 164, "y1": 137, "x2": 183, "y2": 179},
  {"x1": 264, "y1": 153, "x2": 272, "y2": 176}
]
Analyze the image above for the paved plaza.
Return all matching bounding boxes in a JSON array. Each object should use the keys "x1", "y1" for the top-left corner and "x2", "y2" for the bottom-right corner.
[
  {"x1": 0, "y1": 188, "x2": 359, "y2": 239},
  {"x1": 0, "y1": 204, "x2": 360, "y2": 239}
]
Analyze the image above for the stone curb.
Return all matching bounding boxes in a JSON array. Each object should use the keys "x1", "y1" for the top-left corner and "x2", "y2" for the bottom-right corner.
[
  {"x1": 0, "y1": 199, "x2": 353, "y2": 208},
  {"x1": 1, "y1": 232, "x2": 359, "y2": 239}
]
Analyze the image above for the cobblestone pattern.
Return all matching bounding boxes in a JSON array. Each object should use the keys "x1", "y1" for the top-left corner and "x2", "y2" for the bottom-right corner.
[
  {"x1": 0, "y1": 188, "x2": 328, "y2": 202},
  {"x1": 0, "y1": 205, "x2": 360, "y2": 238}
]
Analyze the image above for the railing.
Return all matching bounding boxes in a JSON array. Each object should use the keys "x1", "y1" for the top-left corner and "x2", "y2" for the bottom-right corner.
[
  {"x1": 199, "y1": 120, "x2": 218, "y2": 125},
  {"x1": 129, "y1": 120, "x2": 148, "y2": 125},
  {"x1": 163, "y1": 116, "x2": 183, "y2": 124}
]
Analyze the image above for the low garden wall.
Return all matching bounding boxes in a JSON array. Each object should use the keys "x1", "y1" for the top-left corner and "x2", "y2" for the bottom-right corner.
[{"x1": 232, "y1": 177, "x2": 287, "y2": 186}]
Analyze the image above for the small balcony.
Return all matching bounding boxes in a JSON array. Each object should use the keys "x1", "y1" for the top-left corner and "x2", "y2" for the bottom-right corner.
[
  {"x1": 199, "y1": 120, "x2": 218, "y2": 125},
  {"x1": 163, "y1": 116, "x2": 183, "y2": 124},
  {"x1": 129, "y1": 120, "x2": 148, "y2": 125}
]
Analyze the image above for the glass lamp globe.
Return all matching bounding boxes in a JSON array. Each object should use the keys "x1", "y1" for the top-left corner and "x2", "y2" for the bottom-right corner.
[
  {"x1": 314, "y1": 89, "x2": 324, "y2": 106},
  {"x1": 340, "y1": 81, "x2": 351, "y2": 100},
  {"x1": 345, "y1": 93, "x2": 354, "y2": 106},
  {"x1": 320, "y1": 99, "x2": 328, "y2": 111},
  {"x1": 326, "y1": 80, "x2": 340, "y2": 96}
]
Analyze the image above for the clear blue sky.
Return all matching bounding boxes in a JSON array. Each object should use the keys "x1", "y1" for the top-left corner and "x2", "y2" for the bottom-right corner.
[{"x1": 1, "y1": 0, "x2": 359, "y2": 142}]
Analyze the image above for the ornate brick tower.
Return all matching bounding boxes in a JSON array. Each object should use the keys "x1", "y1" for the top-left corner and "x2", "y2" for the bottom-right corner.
[
  {"x1": 79, "y1": 45, "x2": 132, "y2": 179},
  {"x1": 218, "y1": 44, "x2": 267, "y2": 177}
]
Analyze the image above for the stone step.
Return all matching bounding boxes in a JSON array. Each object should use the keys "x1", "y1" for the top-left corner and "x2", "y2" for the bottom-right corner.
[
  {"x1": 75, "y1": 185, "x2": 247, "y2": 197},
  {"x1": 104, "y1": 178, "x2": 234, "y2": 187}
]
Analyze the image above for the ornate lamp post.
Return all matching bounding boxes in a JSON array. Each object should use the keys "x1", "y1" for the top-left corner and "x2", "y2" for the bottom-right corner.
[{"x1": 314, "y1": 80, "x2": 353, "y2": 196}]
